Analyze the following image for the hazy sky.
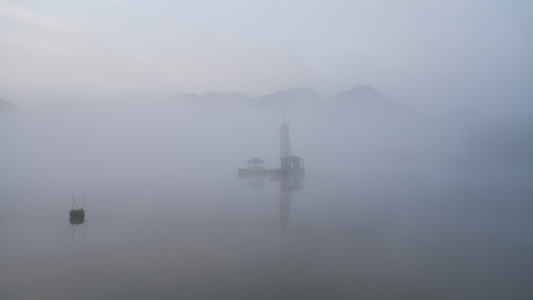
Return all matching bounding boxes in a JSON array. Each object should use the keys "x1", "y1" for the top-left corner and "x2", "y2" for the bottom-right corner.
[{"x1": 1, "y1": 0, "x2": 532, "y2": 117}]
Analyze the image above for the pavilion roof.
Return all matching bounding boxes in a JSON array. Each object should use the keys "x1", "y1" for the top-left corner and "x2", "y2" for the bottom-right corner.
[{"x1": 248, "y1": 157, "x2": 264, "y2": 163}]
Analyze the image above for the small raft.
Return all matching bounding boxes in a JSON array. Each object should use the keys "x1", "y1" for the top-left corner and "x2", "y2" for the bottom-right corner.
[
  {"x1": 69, "y1": 208, "x2": 85, "y2": 218},
  {"x1": 69, "y1": 194, "x2": 86, "y2": 224},
  {"x1": 69, "y1": 208, "x2": 85, "y2": 225}
]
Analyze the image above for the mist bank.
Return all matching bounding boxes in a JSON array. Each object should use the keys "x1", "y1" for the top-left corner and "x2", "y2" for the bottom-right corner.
[
  {"x1": 170, "y1": 85, "x2": 533, "y2": 167},
  {"x1": 1, "y1": 86, "x2": 532, "y2": 197}
]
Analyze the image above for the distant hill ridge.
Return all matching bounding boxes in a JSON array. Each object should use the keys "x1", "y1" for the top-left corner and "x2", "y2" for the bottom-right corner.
[
  {"x1": 172, "y1": 85, "x2": 424, "y2": 118},
  {"x1": 172, "y1": 85, "x2": 395, "y2": 107},
  {"x1": 170, "y1": 86, "x2": 489, "y2": 126}
]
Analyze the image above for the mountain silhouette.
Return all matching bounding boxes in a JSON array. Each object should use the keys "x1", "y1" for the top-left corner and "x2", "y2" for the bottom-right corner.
[
  {"x1": 171, "y1": 93, "x2": 200, "y2": 103},
  {"x1": 330, "y1": 85, "x2": 382, "y2": 101},
  {"x1": 169, "y1": 86, "x2": 424, "y2": 120},
  {"x1": 328, "y1": 86, "x2": 417, "y2": 114},
  {"x1": 254, "y1": 87, "x2": 322, "y2": 109},
  {"x1": 0, "y1": 98, "x2": 15, "y2": 109}
]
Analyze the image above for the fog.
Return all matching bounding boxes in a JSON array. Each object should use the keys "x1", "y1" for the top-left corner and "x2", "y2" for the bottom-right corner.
[
  {"x1": 1, "y1": 89, "x2": 533, "y2": 299},
  {"x1": 2, "y1": 1, "x2": 533, "y2": 118},
  {"x1": 1, "y1": 1, "x2": 533, "y2": 298}
]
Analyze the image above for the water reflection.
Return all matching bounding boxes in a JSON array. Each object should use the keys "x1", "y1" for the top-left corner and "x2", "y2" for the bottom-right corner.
[
  {"x1": 238, "y1": 172, "x2": 265, "y2": 188},
  {"x1": 275, "y1": 172, "x2": 304, "y2": 231},
  {"x1": 69, "y1": 215, "x2": 86, "y2": 243},
  {"x1": 239, "y1": 171, "x2": 304, "y2": 231}
]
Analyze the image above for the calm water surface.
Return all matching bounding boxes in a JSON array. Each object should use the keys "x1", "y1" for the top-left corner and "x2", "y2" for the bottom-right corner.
[{"x1": 1, "y1": 165, "x2": 533, "y2": 300}]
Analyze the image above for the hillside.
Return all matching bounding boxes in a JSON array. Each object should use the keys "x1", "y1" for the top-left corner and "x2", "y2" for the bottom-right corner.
[{"x1": 0, "y1": 98, "x2": 15, "y2": 109}]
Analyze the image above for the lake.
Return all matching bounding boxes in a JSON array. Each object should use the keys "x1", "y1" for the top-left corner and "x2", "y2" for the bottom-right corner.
[
  {"x1": 1, "y1": 161, "x2": 532, "y2": 300},
  {"x1": 1, "y1": 102, "x2": 533, "y2": 299}
]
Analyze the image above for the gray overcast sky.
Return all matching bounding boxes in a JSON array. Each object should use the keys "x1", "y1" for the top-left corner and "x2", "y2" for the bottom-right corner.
[{"x1": 0, "y1": 0, "x2": 532, "y2": 117}]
